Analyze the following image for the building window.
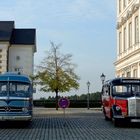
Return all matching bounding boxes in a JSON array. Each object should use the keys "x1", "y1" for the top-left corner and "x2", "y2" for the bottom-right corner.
[
  {"x1": 119, "y1": 32, "x2": 122, "y2": 54},
  {"x1": 123, "y1": 0, "x2": 126, "y2": 8},
  {"x1": 16, "y1": 56, "x2": 20, "y2": 61},
  {"x1": 129, "y1": 22, "x2": 132, "y2": 48},
  {"x1": 0, "y1": 60, "x2": 2, "y2": 63},
  {"x1": 15, "y1": 67, "x2": 23, "y2": 73},
  {"x1": 0, "y1": 49, "x2": 2, "y2": 53},
  {"x1": 15, "y1": 68, "x2": 20, "y2": 72},
  {"x1": 127, "y1": 72, "x2": 131, "y2": 77},
  {"x1": 133, "y1": 69, "x2": 137, "y2": 77},
  {"x1": 135, "y1": 16, "x2": 139, "y2": 44},
  {"x1": 0, "y1": 55, "x2": 2, "y2": 58},
  {"x1": 119, "y1": 0, "x2": 121, "y2": 13},
  {"x1": 124, "y1": 27, "x2": 127, "y2": 51}
]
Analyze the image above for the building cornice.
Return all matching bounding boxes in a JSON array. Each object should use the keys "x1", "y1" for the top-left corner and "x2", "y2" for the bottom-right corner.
[
  {"x1": 117, "y1": 3, "x2": 139, "y2": 29},
  {"x1": 114, "y1": 47, "x2": 140, "y2": 66}
]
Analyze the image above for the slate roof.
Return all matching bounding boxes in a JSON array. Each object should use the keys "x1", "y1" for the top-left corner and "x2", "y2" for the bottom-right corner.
[
  {"x1": 0, "y1": 21, "x2": 14, "y2": 41},
  {"x1": 10, "y1": 29, "x2": 36, "y2": 52},
  {"x1": 10, "y1": 29, "x2": 36, "y2": 45},
  {"x1": 0, "y1": 21, "x2": 36, "y2": 52}
]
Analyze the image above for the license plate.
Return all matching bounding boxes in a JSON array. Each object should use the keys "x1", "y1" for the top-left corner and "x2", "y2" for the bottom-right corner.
[{"x1": 131, "y1": 119, "x2": 140, "y2": 122}]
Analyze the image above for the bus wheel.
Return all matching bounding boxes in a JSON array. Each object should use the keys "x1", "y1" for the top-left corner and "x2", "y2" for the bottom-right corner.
[
  {"x1": 104, "y1": 114, "x2": 110, "y2": 121},
  {"x1": 24, "y1": 120, "x2": 32, "y2": 126},
  {"x1": 105, "y1": 116, "x2": 110, "y2": 121},
  {"x1": 103, "y1": 109, "x2": 110, "y2": 121},
  {"x1": 113, "y1": 118, "x2": 120, "y2": 127}
]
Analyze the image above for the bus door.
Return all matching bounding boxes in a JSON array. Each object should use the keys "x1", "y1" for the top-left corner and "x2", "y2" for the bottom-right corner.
[{"x1": 102, "y1": 85, "x2": 111, "y2": 117}]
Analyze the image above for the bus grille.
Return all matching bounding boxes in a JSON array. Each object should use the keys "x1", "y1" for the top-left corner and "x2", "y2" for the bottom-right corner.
[
  {"x1": 128, "y1": 97, "x2": 140, "y2": 116},
  {"x1": 0, "y1": 107, "x2": 22, "y2": 112}
]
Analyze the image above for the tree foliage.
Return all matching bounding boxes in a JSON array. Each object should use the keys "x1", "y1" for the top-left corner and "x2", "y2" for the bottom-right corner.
[{"x1": 35, "y1": 42, "x2": 80, "y2": 109}]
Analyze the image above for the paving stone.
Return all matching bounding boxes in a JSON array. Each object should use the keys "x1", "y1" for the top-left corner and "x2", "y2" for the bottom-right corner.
[{"x1": 0, "y1": 108, "x2": 140, "y2": 140}]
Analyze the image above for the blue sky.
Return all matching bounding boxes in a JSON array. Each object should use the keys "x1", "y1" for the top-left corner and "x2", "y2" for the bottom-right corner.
[{"x1": 0, "y1": 0, "x2": 116, "y2": 98}]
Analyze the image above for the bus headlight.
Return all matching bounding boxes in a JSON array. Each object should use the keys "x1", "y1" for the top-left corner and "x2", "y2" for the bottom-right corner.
[
  {"x1": 22, "y1": 107, "x2": 28, "y2": 112},
  {"x1": 116, "y1": 106, "x2": 121, "y2": 111}
]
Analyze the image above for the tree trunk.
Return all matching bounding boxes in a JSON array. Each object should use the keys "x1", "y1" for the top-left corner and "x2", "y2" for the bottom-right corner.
[{"x1": 55, "y1": 90, "x2": 59, "y2": 110}]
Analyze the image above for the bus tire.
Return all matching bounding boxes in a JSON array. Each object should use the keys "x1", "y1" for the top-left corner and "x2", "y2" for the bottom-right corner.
[
  {"x1": 103, "y1": 108, "x2": 110, "y2": 121},
  {"x1": 113, "y1": 118, "x2": 120, "y2": 127}
]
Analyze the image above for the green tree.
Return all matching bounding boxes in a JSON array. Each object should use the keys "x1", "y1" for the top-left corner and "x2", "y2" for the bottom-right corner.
[{"x1": 35, "y1": 42, "x2": 80, "y2": 110}]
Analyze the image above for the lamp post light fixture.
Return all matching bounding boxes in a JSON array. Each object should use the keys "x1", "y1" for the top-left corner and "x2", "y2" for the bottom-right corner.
[
  {"x1": 87, "y1": 81, "x2": 90, "y2": 110},
  {"x1": 100, "y1": 73, "x2": 106, "y2": 85}
]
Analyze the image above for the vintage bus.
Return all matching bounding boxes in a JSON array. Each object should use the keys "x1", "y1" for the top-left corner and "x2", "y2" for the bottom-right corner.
[
  {"x1": 102, "y1": 77, "x2": 140, "y2": 126},
  {"x1": 0, "y1": 72, "x2": 33, "y2": 122}
]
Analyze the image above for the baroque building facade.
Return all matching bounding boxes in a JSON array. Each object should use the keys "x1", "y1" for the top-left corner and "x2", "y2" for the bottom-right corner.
[{"x1": 115, "y1": 0, "x2": 140, "y2": 77}]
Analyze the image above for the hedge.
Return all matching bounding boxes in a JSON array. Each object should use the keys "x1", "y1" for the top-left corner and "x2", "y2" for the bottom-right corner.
[{"x1": 33, "y1": 100, "x2": 102, "y2": 108}]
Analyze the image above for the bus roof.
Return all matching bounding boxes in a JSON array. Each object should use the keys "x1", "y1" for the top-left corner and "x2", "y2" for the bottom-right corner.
[
  {"x1": 0, "y1": 72, "x2": 31, "y2": 83},
  {"x1": 105, "y1": 77, "x2": 140, "y2": 85}
]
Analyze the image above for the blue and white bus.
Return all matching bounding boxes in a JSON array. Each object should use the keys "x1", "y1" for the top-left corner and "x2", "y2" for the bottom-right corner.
[{"x1": 0, "y1": 72, "x2": 33, "y2": 121}]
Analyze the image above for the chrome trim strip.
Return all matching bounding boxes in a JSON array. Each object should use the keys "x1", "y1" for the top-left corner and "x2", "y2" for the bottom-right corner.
[
  {"x1": 0, "y1": 116, "x2": 32, "y2": 121},
  {"x1": 131, "y1": 119, "x2": 140, "y2": 122},
  {"x1": 114, "y1": 97, "x2": 128, "y2": 100},
  {"x1": 113, "y1": 115, "x2": 125, "y2": 119},
  {"x1": 0, "y1": 97, "x2": 30, "y2": 100}
]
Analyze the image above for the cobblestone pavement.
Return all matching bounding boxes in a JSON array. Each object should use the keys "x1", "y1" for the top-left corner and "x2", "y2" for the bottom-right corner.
[{"x1": 0, "y1": 108, "x2": 140, "y2": 140}]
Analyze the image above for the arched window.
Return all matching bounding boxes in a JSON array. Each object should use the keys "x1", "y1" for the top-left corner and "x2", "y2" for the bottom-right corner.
[
  {"x1": 129, "y1": 22, "x2": 132, "y2": 48},
  {"x1": 135, "y1": 16, "x2": 139, "y2": 44},
  {"x1": 119, "y1": 0, "x2": 121, "y2": 13},
  {"x1": 123, "y1": 27, "x2": 127, "y2": 51},
  {"x1": 119, "y1": 32, "x2": 122, "y2": 54}
]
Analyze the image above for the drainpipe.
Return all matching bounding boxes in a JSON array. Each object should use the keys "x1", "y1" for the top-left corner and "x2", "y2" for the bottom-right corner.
[{"x1": 7, "y1": 44, "x2": 11, "y2": 72}]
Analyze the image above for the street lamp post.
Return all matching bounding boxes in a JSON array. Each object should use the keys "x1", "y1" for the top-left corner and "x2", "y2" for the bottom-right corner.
[
  {"x1": 100, "y1": 73, "x2": 106, "y2": 85},
  {"x1": 87, "y1": 81, "x2": 90, "y2": 110}
]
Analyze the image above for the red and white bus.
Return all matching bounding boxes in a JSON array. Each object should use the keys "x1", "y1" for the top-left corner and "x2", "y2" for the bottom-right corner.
[{"x1": 101, "y1": 77, "x2": 140, "y2": 126}]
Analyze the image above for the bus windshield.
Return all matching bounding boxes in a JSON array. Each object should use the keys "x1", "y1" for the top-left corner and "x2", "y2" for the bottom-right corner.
[
  {"x1": 0, "y1": 81, "x2": 30, "y2": 97},
  {"x1": 112, "y1": 84, "x2": 140, "y2": 97}
]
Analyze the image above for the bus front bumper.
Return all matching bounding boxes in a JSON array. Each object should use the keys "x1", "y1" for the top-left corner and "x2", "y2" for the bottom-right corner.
[
  {"x1": 0, "y1": 115, "x2": 32, "y2": 121},
  {"x1": 114, "y1": 115, "x2": 140, "y2": 122}
]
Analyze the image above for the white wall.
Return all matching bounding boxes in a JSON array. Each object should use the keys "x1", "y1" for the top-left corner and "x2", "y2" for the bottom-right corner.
[{"x1": 9, "y1": 45, "x2": 34, "y2": 76}]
